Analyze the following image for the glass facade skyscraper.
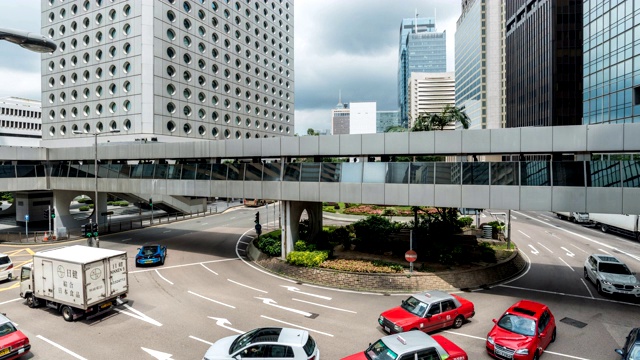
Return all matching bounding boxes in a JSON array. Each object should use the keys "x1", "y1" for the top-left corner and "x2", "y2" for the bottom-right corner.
[
  {"x1": 376, "y1": 110, "x2": 400, "y2": 133},
  {"x1": 398, "y1": 17, "x2": 446, "y2": 127},
  {"x1": 583, "y1": 0, "x2": 640, "y2": 124}
]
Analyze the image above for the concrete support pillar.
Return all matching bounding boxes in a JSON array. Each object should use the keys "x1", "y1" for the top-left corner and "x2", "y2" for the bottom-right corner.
[{"x1": 280, "y1": 200, "x2": 323, "y2": 259}]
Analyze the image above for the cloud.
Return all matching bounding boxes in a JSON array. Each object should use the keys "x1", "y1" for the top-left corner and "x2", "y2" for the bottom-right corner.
[{"x1": 0, "y1": 68, "x2": 42, "y2": 100}]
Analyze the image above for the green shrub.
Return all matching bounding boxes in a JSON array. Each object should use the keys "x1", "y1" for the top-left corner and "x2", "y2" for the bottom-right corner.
[
  {"x1": 256, "y1": 234, "x2": 281, "y2": 257},
  {"x1": 286, "y1": 251, "x2": 329, "y2": 267},
  {"x1": 77, "y1": 198, "x2": 87, "y2": 203},
  {"x1": 334, "y1": 204, "x2": 340, "y2": 210},
  {"x1": 478, "y1": 242, "x2": 497, "y2": 263},
  {"x1": 78, "y1": 206, "x2": 90, "y2": 211},
  {"x1": 319, "y1": 259, "x2": 404, "y2": 273},
  {"x1": 7, "y1": 199, "x2": 13, "y2": 204},
  {"x1": 458, "y1": 216, "x2": 473, "y2": 228},
  {"x1": 107, "y1": 201, "x2": 114, "y2": 206},
  {"x1": 329, "y1": 227, "x2": 352, "y2": 250},
  {"x1": 351, "y1": 215, "x2": 395, "y2": 253},
  {"x1": 294, "y1": 240, "x2": 316, "y2": 252}
]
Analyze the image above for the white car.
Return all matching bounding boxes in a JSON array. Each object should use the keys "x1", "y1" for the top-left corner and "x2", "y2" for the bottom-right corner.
[
  {"x1": 203, "y1": 327, "x2": 320, "y2": 360},
  {"x1": 0, "y1": 253, "x2": 13, "y2": 281},
  {"x1": 584, "y1": 254, "x2": 640, "y2": 297}
]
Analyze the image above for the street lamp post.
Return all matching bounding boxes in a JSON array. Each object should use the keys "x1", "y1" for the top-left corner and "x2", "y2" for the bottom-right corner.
[
  {"x1": 0, "y1": 28, "x2": 57, "y2": 53},
  {"x1": 73, "y1": 130, "x2": 120, "y2": 246}
]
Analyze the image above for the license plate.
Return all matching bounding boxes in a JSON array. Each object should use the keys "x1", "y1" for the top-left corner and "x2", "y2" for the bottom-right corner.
[
  {"x1": 495, "y1": 348, "x2": 511, "y2": 358},
  {"x1": 144, "y1": 260, "x2": 154, "y2": 263},
  {"x1": 384, "y1": 326, "x2": 390, "y2": 333},
  {"x1": 100, "y1": 302, "x2": 112, "y2": 309},
  {"x1": 0, "y1": 348, "x2": 9, "y2": 356}
]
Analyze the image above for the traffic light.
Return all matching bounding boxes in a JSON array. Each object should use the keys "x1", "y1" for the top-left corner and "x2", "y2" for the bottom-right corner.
[
  {"x1": 51, "y1": 208, "x2": 56, "y2": 219},
  {"x1": 254, "y1": 211, "x2": 260, "y2": 224},
  {"x1": 149, "y1": 198, "x2": 153, "y2": 207},
  {"x1": 91, "y1": 222, "x2": 99, "y2": 237},
  {"x1": 81, "y1": 224, "x2": 90, "y2": 238},
  {"x1": 44, "y1": 208, "x2": 49, "y2": 219}
]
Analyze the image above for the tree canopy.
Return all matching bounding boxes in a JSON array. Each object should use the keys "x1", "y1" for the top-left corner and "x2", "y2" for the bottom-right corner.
[{"x1": 411, "y1": 104, "x2": 471, "y2": 131}]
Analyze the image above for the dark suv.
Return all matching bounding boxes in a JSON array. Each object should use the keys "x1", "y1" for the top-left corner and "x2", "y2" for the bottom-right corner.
[{"x1": 616, "y1": 327, "x2": 640, "y2": 359}]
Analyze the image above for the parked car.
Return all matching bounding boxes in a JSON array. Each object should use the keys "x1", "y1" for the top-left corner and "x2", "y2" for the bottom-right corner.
[
  {"x1": 378, "y1": 290, "x2": 475, "y2": 334},
  {"x1": 0, "y1": 313, "x2": 30, "y2": 359},
  {"x1": 202, "y1": 327, "x2": 319, "y2": 360},
  {"x1": 616, "y1": 327, "x2": 640, "y2": 359},
  {"x1": 0, "y1": 254, "x2": 13, "y2": 282},
  {"x1": 486, "y1": 300, "x2": 556, "y2": 360},
  {"x1": 135, "y1": 245, "x2": 167, "y2": 267},
  {"x1": 584, "y1": 254, "x2": 640, "y2": 297},
  {"x1": 341, "y1": 330, "x2": 467, "y2": 360}
]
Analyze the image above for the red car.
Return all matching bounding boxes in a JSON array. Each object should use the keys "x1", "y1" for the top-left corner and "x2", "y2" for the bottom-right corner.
[
  {"x1": 342, "y1": 330, "x2": 468, "y2": 360},
  {"x1": 0, "y1": 313, "x2": 30, "y2": 359},
  {"x1": 378, "y1": 290, "x2": 475, "y2": 334},
  {"x1": 486, "y1": 300, "x2": 556, "y2": 360}
]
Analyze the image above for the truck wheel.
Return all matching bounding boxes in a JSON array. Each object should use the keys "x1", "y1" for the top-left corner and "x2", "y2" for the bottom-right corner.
[
  {"x1": 600, "y1": 224, "x2": 608, "y2": 233},
  {"x1": 61, "y1": 306, "x2": 74, "y2": 322},
  {"x1": 27, "y1": 294, "x2": 39, "y2": 308}
]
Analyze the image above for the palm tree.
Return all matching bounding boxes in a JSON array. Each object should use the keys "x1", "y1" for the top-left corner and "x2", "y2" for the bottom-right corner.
[
  {"x1": 411, "y1": 105, "x2": 470, "y2": 131},
  {"x1": 384, "y1": 125, "x2": 408, "y2": 132}
]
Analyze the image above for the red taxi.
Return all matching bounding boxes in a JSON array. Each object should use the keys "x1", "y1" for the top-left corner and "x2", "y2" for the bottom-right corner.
[
  {"x1": 378, "y1": 290, "x2": 475, "y2": 334},
  {"x1": 0, "y1": 313, "x2": 30, "y2": 360},
  {"x1": 486, "y1": 300, "x2": 556, "y2": 360},
  {"x1": 341, "y1": 330, "x2": 467, "y2": 360}
]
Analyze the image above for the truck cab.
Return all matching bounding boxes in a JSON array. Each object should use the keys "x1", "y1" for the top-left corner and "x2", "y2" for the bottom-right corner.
[{"x1": 18, "y1": 263, "x2": 32, "y2": 303}]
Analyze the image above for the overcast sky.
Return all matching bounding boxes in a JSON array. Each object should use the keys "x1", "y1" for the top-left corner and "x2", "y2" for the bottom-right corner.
[{"x1": 0, "y1": 0, "x2": 461, "y2": 134}]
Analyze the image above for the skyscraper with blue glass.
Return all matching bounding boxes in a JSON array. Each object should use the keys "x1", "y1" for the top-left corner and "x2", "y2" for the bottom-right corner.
[{"x1": 398, "y1": 17, "x2": 446, "y2": 127}]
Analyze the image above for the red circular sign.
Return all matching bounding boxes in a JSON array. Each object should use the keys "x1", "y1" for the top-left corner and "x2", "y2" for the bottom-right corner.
[{"x1": 405, "y1": 250, "x2": 418, "y2": 263}]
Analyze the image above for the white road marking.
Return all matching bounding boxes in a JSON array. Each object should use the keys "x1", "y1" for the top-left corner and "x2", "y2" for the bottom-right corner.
[
  {"x1": 498, "y1": 284, "x2": 640, "y2": 307},
  {"x1": 570, "y1": 243, "x2": 589, "y2": 254},
  {"x1": 188, "y1": 335, "x2": 214, "y2": 346},
  {"x1": 598, "y1": 249, "x2": 611, "y2": 255},
  {"x1": 238, "y1": 240, "x2": 250, "y2": 244},
  {"x1": 208, "y1": 316, "x2": 244, "y2": 334},
  {"x1": 581, "y1": 278, "x2": 594, "y2": 298},
  {"x1": 255, "y1": 297, "x2": 313, "y2": 317},
  {"x1": 36, "y1": 335, "x2": 88, "y2": 360},
  {"x1": 281, "y1": 285, "x2": 332, "y2": 300},
  {"x1": 0, "y1": 298, "x2": 22, "y2": 305},
  {"x1": 141, "y1": 347, "x2": 174, "y2": 360},
  {"x1": 129, "y1": 258, "x2": 237, "y2": 273},
  {"x1": 443, "y1": 330, "x2": 485, "y2": 340},
  {"x1": 292, "y1": 298, "x2": 356, "y2": 313},
  {"x1": 155, "y1": 269, "x2": 173, "y2": 285},
  {"x1": 200, "y1": 263, "x2": 218, "y2": 275},
  {"x1": 518, "y1": 230, "x2": 531, "y2": 238},
  {"x1": 528, "y1": 244, "x2": 539, "y2": 255},
  {"x1": 551, "y1": 233, "x2": 561, "y2": 239},
  {"x1": 228, "y1": 279, "x2": 268, "y2": 293},
  {"x1": 201, "y1": 223, "x2": 208, "y2": 226},
  {"x1": 260, "y1": 315, "x2": 334, "y2": 337},
  {"x1": 188, "y1": 291, "x2": 235, "y2": 309},
  {"x1": 121, "y1": 238, "x2": 131, "y2": 242},
  {"x1": 537, "y1": 242, "x2": 553, "y2": 253},
  {"x1": 511, "y1": 215, "x2": 517, "y2": 220},
  {"x1": 561, "y1": 247, "x2": 575, "y2": 258},
  {"x1": 162, "y1": 230, "x2": 171, "y2": 233},
  {"x1": 558, "y1": 257, "x2": 575, "y2": 271},
  {"x1": 114, "y1": 304, "x2": 163, "y2": 326}
]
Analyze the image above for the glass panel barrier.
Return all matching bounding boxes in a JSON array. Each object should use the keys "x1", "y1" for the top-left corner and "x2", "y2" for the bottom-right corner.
[
  {"x1": 211, "y1": 164, "x2": 228, "y2": 180},
  {"x1": 262, "y1": 163, "x2": 281, "y2": 181},
  {"x1": 67, "y1": 164, "x2": 79, "y2": 178},
  {"x1": 462, "y1": 162, "x2": 489, "y2": 185},
  {"x1": 622, "y1": 161, "x2": 640, "y2": 187},
  {"x1": 341, "y1": 162, "x2": 363, "y2": 183},
  {"x1": 106, "y1": 164, "x2": 122, "y2": 178},
  {"x1": 36, "y1": 165, "x2": 46, "y2": 177},
  {"x1": 491, "y1": 162, "x2": 519, "y2": 185},
  {"x1": 97, "y1": 164, "x2": 110, "y2": 179},
  {"x1": 15, "y1": 165, "x2": 36, "y2": 178},
  {"x1": 435, "y1": 162, "x2": 461, "y2": 185},
  {"x1": 552, "y1": 161, "x2": 585, "y2": 186},
  {"x1": 182, "y1": 164, "x2": 197, "y2": 180},
  {"x1": 409, "y1": 163, "x2": 434, "y2": 184},
  {"x1": 0, "y1": 165, "x2": 15, "y2": 178},
  {"x1": 167, "y1": 164, "x2": 182, "y2": 179},
  {"x1": 78, "y1": 164, "x2": 92, "y2": 178},
  {"x1": 227, "y1": 163, "x2": 242, "y2": 180},
  {"x1": 386, "y1": 163, "x2": 409, "y2": 184},
  {"x1": 587, "y1": 161, "x2": 620, "y2": 187},
  {"x1": 245, "y1": 163, "x2": 263, "y2": 181},
  {"x1": 130, "y1": 164, "x2": 144, "y2": 178},
  {"x1": 195, "y1": 164, "x2": 212, "y2": 180},
  {"x1": 300, "y1": 163, "x2": 320, "y2": 182},
  {"x1": 521, "y1": 161, "x2": 550, "y2": 186},
  {"x1": 363, "y1": 163, "x2": 386, "y2": 183},
  {"x1": 283, "y1": 163, "x2": 301, "y2": 181},
  {"x1": 141, "y1": 164, "x2": 155, "y2": 179},
  {"x1": 153, "y1": 164, "x2": 168, "y2": 179},
  {"x1": 321, "y1": 163, "x2": 341, "y2": 182}
]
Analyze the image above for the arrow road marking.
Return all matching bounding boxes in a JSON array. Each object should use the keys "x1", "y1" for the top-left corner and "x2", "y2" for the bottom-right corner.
[
  {"x1": 200, "y1": 263, "x2": 218, "y2": 275},
  {"x1": 518, "y1": 230, "x2": 531, "y2": 238},
  {"x1": 255, "y1": 297, "x2": 313, "y2": 317},
  {"x1": 528, "y1": 244, "x2": 539, "y2": 255},
  {"x1": 141, "y1": 347, "x2": 173, "y2": 360},
  {"x1": 281, "y1": 286, "x2": 332, "y2": 300},
  {"x1": 189, "y1": 291, "x2": 235, "y2": 309},
  {"x1": 537, "y1": 242, "x2": 553, "y2": 254},
  {"x1": 292, "y1": 298, "x2": 356, "y2": 313},
  {"x1": 114, "y1": 304, "x2": 163, "y2": 326},
  {"x1": 561, "y1": 247, "x2": 575, "y2": 257},
  {"x1": 208, "y1": 316, "x2": 244, "y2": 334},
  {"x1": 228, "y1": 279, "x2": 268, "y2": 293}
]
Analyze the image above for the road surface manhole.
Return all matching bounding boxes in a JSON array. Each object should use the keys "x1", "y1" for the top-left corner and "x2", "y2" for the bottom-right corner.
[{"x1": 560, "y1": 317, "x2": 587, "y2": 328}]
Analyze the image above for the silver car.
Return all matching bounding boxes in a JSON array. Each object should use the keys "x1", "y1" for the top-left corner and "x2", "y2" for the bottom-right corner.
[
  {"x1": 0, "y1": 253, "x2": 13, "y2": 282},
  {"x1": 203, "y1": 327, "x2": 320, "y2": 360},
  {"x1": 584, "y1": 254, "x2": 640, "y2": 297}
]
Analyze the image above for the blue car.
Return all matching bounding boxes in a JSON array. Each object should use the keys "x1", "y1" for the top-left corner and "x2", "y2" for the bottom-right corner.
[{"x1": 135, "y1": 245, "x2": 167, "y2": 267}]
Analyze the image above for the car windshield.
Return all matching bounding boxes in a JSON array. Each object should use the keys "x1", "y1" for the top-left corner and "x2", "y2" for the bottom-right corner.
[
  {"x1": 599, "y1": 263, "x2": 632, "y2": 275},
  {"x1": 0, "y1": 322, "x2": 17, "y2": 336},
  {"x1": 497, "y1": 314, "x2": 536, "y2": 337},
  {"x1": 629, "y1": 344, "x2": 640, "y2": 359},
  {"x1": 365, "y1": 339, "x2": 398, "y2": 360},
  {"x1": 400, "y1": 296, "x2": 428, "y2": 316},
  {"x1": 141, "y1": 246, "x2": 157, "y2": 255},
  {"x1": 230, "y1": 328, "x2": 282, "y2": 354}
]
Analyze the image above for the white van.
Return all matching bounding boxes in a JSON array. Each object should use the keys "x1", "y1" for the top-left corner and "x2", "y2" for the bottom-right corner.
[{"x1": 0, "y1": 253, "x2": 14, "y2": 281}]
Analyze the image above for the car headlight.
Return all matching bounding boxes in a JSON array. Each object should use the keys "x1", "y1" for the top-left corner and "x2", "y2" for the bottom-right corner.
[
  {"x1": 378, "y1": 316, "x2": 384, "y2": 324},
  {"x1": 394, "y1": 324, "x2": 403, "y2": 332},
  {"x1": 515, "y1": 349, "x2": 529, "y2": 355},
  {"x1": 634, "y1": 285, "x2": 640, "y2": 289},
  {"x1": 487, "y1": 336, "x2": 494, "y2": 345},
  {"x1": 602, "y1": 280, "x2": 612, "y2": 285}
]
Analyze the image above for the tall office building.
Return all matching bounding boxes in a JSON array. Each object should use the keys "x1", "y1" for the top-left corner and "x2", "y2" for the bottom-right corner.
[
  {"x1": 0, "y1": 97, "x2": 42, "y2": 147},
  {"x1": 583, "y1": 0, "x2": 640, "y2": 124},
  {"x1": 40, "y1": 0, "x2": 294, "y2": 147},
  {"x1": 455, "y1": 0, "x2": 504, "y2": 130},
  {"x1": 397, "y1": 17, "x2": 446, "y2": 126},
  {"x1": 505, "y1": 1, "x2": 582, "y2": 127},
  {"x1": 408, "y1": 72, "x2": 455, "y2": 129},
  {"x1": 330, "y1": 102, "x2": 377, "y2": 135},
  {"x1": 376, "y1": 110, "x2": 401, "y2": 133}
]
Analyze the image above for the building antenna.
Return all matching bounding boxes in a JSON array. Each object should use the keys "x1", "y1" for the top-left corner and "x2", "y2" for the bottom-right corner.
[
  {"x1": 414, "y1": 8, "x2": 418, "y2": 33},
  {"x1": 337, "y1": 89, "x2": 343, "y2": 108}
]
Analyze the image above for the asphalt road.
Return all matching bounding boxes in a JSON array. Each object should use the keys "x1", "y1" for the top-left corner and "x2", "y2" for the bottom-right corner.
[{"x1": 0, "y1": 207, "x2": 639, "y2": 360}]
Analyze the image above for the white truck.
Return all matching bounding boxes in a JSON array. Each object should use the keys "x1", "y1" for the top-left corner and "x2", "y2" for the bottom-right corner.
[
  {"x1": 589, "y1": 213, "x2": 640, "y2": 242},
  {"x1": 554, "y1": 212, "x2": 590, "y2": 223},
  {"x1": 19, "y1": 245, "x2": 129, "y2": 322}
]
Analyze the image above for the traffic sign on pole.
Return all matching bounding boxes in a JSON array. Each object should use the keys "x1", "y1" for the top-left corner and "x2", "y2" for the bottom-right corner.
[{"x1": 405, "y1": 250, "x2": 417, "y2": 263}]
